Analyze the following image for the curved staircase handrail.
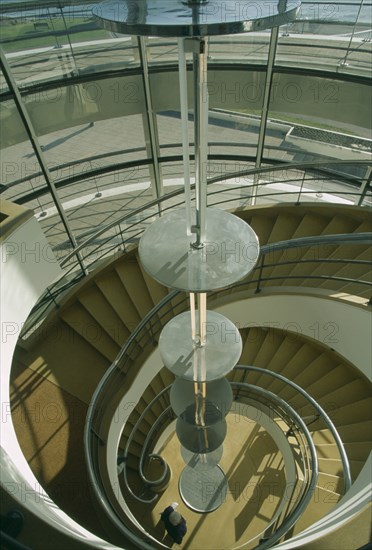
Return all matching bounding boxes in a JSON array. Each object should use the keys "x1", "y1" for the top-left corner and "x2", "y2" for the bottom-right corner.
[
  {"x1": 23, "y1": 229, "x2": 372, "y2": 340},
  {"x1": 264, "y1": 232, "x2": 372, "y2": 252},
  {"x1": 231, "y1": 383, "x2": 319, "y2": 550},
  {"x1": 235, "y1": 365, "x2": 352, "y2": 493},
  {"x1": 119, "y1": 383, "x2": 319, "y2": 549},
  {"x1": 57, "y1": 158, "x2": 369, "y2": 268}
]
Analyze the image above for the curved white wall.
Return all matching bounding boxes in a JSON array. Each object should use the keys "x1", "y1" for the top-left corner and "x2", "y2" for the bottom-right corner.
[
  {"x1": 0, "y1": 213, "x2": 117, "y2": 548},
  {"x1": 131, "y1": 289, "x2": 371, "y2": 547},
  {"x1": 215, "y1": 290, "x2": 372, "y2": 380},
  {"x1": 2, "y1": 212, "x2": 370, "y2": 548},
  {"x1": 215, "y1": 291, "x2": 372, "y2": 545}
]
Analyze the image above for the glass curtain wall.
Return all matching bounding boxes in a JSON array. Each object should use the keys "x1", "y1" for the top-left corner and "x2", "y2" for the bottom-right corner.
[{"x1": 1, "y1": 1, "x2": 371, "y2": 269}]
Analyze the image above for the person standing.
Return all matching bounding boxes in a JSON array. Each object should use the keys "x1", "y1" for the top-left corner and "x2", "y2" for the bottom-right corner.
[{"x1": 160, "y1": 502, "x2": 187, "y2": 545}]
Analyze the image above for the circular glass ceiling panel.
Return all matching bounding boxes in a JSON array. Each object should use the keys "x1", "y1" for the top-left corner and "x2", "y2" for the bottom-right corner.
[
  {"x1": 170, "y1": 378, "x2": 233, "y2": 419},
  {"x1": 138, "y1": 208, "x2": 260, "y2": 292},
  {"x1": 176, "y1": 417, "x2": 227, "y2": 453},
  {"x1": 179, "y1": 464, "x2": 227, "y2": 512},
  {"x1": 159, "y1": 311, "x2": 242, "y2": 381},
  {"x1": 94, "y1": 0, "x2": 300, "y2": 38}
]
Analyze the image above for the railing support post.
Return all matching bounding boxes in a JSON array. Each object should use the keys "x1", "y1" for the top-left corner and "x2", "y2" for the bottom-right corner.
[{"x1": 255, "y1": 254, "x2": 265, "y2": 294}]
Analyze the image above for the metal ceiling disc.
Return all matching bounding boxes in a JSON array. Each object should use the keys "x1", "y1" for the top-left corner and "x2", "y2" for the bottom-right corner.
[
  {"x1": 138, "y1": 208, "x2": 260, "y2": 292},
  {"x1": 159, "y1": 311, "x2": 242, "y2": 381},
  {"x1": 179, "y1": 464, "x2": 227, "y2": 512},
  {"x1": 93, "y1": 0, "x2": 300, "y2": 38}
]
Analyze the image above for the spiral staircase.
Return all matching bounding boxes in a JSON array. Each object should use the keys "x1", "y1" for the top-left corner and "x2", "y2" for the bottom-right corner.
[{"x1": 5, "y1": 199, "x2": 371, "y2": 549}]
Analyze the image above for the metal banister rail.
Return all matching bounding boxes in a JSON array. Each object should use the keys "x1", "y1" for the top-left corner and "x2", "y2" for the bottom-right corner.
[
  {"x1": 235, "y1": 366, "x2": 352, "y2": 494},
  {"x1": 232, "y1": 383, "x2": 319, "y2": 550},
  {"x1": 21, "y1": 228, "x2": 372, "y2": 340},
  {"x1": 123, "y1": 385, "x2": 173, "y2": 504},
  {"x1": 84, "y1": 264, "x2": 355, "y2": 549},
  {"x1": 115, "y1": 382, "x2": 319, "y2": 549},
  {"x1": 115, "y1": 371, "x2": 350, "y2": 544},
  {"x1": 16, "y1": 154, "x2": 370, "y2": 340},
  {"x1": 85, "y1": 231, "x2": 372, "y2": 448}
]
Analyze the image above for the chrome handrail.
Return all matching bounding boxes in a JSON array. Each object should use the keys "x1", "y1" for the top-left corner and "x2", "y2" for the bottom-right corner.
[
  {"x1": 85, "y1": 306, "x2": 351, "y2": 548},
  {"x1": 86, "y1": 230, "x2": 372, "y2": 435},
  {"x1": 122, "y1": 385, "x2": 173, "y2": 504},
  {"x1": 58, "y1": 159, "x2": 371, "y2": 266},
  {"x1": 231, "y1": 383, "x2": 319, "y2": 550},
  {"x1": 21, "y1": 228, "x2": 372, "y2": 340},
  {"x1": 235, "y1": 366, "x2": 352, "y2": 493},
  {"x1": 83, "y1": 246, "x2": 358, "y2": 548},
  {"x1": 110, "y1": 379, "x2": 319, "y2": 547},
  {"x1": 17, "y1": 153, "x2": 371, "y2": 339}
]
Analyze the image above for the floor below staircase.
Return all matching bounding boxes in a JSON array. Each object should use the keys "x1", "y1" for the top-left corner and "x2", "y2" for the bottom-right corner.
[
  {"x1": 9, "y1": 361, "x2": 107, "y2": 541},
  {"x1": 127, "y1": 415, "x2": 287, "y2": 550}
]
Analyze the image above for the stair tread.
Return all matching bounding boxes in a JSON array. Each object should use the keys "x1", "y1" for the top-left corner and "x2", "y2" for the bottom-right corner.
[
  {"x1": 115, "y1": 256, "x2": 155, "y2": 318},
  {"x1": 78, "y1": 284, "x2": 129, "y2": 346},
  {"x1": 61, "y1": 302, "x2": 119, "y2": 362},
  {"x1": 95, "y1": 270, "x2": 141, "y2": 331}
]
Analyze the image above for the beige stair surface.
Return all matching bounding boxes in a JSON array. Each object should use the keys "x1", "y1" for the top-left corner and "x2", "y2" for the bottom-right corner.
[
  {"x1": 9, "y1": 203, "x2": 371, "y2": 548},
  {"x1": 128, "y1": 415, "x2": 287, "y2": 550},
  {"x1": 9, "y1": 360, "x2": 108, "y2": 540},
  {"x1": 299, "y1": 503, "x2": 372, "y2": 550}
]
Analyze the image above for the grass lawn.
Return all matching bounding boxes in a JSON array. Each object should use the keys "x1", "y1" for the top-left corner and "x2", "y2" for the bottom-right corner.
[
  {"x1": 236, "y1": 108, "x2": 357, "y2": 135},
  {"x1": 0, "y1": 16, "x2": 109, "y2": 52}
]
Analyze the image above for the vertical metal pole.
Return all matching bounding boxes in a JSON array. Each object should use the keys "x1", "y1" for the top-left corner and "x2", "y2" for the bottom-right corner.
[
  {"x1": 138, "y1": 37, "x2": 163, "y2": 205},
  {"x1": 192, "y1": 38, "x2": 208, "y2": 247},
  {"x1": 58, "y1": 2, "x2": 79, "y2": 76},
  {"x1": 296, "y1": 171, "x2": 307, "y2": 205},
  {"x1": 190, "y1": 292, "x2": 196, "y2": 342},
  {"x1": 357, "y1": 166, "x2": 372, "y2": 206},
  {"x1": 48, "y1": 7, "x2": 61, "y2": 49},
  {"x1": 251, "y1": 26, "x2": 279, "y2": 205},
  {"x1": 0, "y1": 49, "x2": 87, "y2": 275},
  {"x1": 178, "y1": 38, "x2": 192, "y2": 235},
  {"x1": 198, "y1": 292, "x2": 207, "y2": 346},
  {"x1": 340, "y1": 0, "x2": 364, "y2": 66}
]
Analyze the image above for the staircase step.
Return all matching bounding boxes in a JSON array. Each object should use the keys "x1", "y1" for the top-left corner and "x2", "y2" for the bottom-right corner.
[
  {"x1": 292, "y1": 485, "x2": 341, "y2": 535},
  {"x1": 337, "y1": 420, "x2": 372, "y2": 442},
  {"x1": 95, "y1": 269, "x2": 141, "y2": 332},
  {"x1": 267, "y1": 212, "x2": 302, "y2": 244},
  {"x1": 11, "y1": 321, "x2": 110, "y2": 403},
  {"x1": 122, "y1": 419, "x2": 151, "y2": 442},
  {"x1": 313, "y1": 421, "x2": 372, "y2": 444},
  {"x1": 294, "y1": 211, "x2": 330, "y2": 238},
  {"x1": 355, "y1": 217, "x2": 372, "y2": 232},
  {"x1": 278, "y1": 352, "x2": 335, "y2": 402},
  {"x1": 250, "y1": 329, "x2": 284, "y2": 379},
  {"x1": 328, "y1": 396, "x2": 372, "y2": 427},
  {"x1": 135, "y1": 252, "x2": 169, "y2": 305},
  {"x1": 78, "y1": 284, "x2": 130, "y2": 346},
  {"x1": 318, "y1": 457, "x2": 345, "y2": 478},
  {"x1": 266, "y1": 343, "x2": 320, "y2": 395},
  {"x1": 61, "y1": 303, "x2": 120, "y2": 362},
  {"x1": 248, "y1": 213, "x2": 275, "y2": 245},
  {"x1": 321, "y1": 214, "x2": 361, "y2": 235},
  {"x1": 316, "y1": 442, "x2": 371, "y2": 465},
  {"x1": 317, "y1": 471, "x2": 343, "y2": 496},
  {"x1": 317, "y1": 378, "x2": 371, "y2": 410},
  {"x1": 239, "y1": 327, "x2": 265, "y2": 366},
  {"x1": 141, "y1": 387, "x2": 164, "y2": 418},
  {"x1": 115, "y1": 256, "x2": 155, "y2": 318},
  {"x1": 304, "y1": 364, "x2": 352, "y2": 400}
]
